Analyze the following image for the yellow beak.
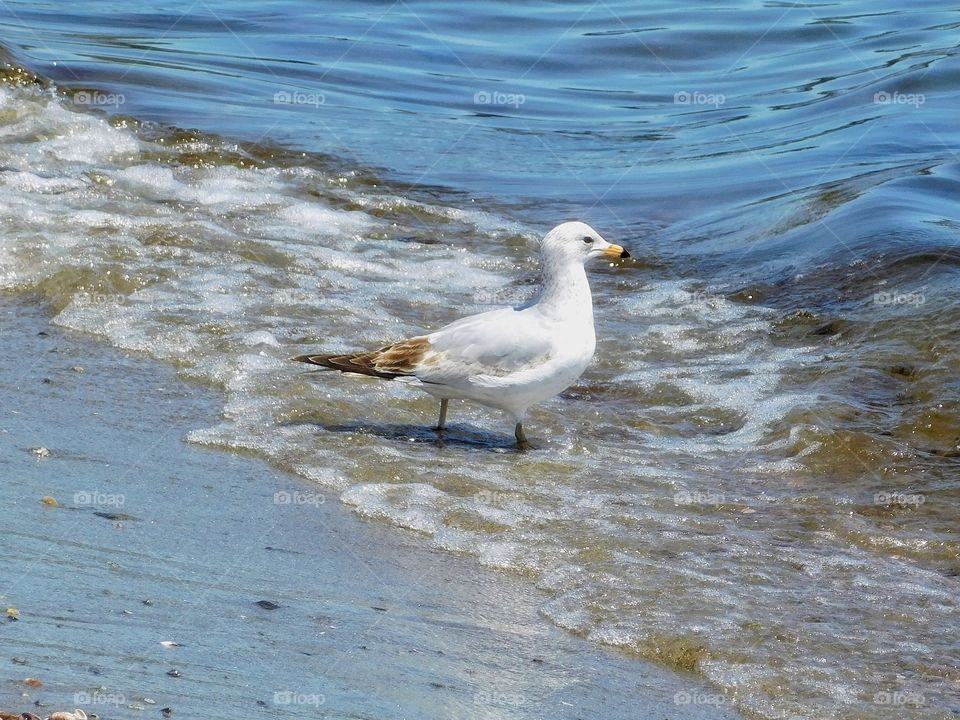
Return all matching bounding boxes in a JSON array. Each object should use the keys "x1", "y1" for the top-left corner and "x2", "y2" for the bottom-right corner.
[{"x1": 602, "y1": 243, "x2": 630, "y2": 259}]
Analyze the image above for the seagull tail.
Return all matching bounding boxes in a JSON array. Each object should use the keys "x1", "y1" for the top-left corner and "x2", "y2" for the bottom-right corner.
[
  {"x1": 292, "y1": 336, "x2": 429, "y2": 381},
  {"x1": 291, "y1": 352, "x2": 402, "y2": 379}
]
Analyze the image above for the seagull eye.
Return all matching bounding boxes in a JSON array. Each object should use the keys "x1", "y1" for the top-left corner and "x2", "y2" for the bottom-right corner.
[{"x1": 582, "y1": 236, "x2": 594, "y2": 244}]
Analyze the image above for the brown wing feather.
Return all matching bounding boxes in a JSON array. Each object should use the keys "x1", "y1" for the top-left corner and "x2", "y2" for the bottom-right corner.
[{"x1": 292, "y1": 336, "x2": 430, "y2": 380}]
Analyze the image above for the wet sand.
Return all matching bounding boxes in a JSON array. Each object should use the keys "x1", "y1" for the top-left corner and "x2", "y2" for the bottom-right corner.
[{"x1": 0, "y1": 298, "x2": 740, "y2": 720}]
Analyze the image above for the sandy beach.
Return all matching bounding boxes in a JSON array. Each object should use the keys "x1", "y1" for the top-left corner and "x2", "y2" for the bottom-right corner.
[{"x1": 0, "y1": 298, "x2": 740, "y2": 719}]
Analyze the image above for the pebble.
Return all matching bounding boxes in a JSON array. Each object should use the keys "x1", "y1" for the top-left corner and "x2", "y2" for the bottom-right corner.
[{"x1": 49, "y1": 711, "x2": 87, "y2": 720}]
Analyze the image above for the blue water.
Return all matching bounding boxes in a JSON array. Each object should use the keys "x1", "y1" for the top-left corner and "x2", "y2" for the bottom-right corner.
[
  {"x1": 2, "y1": 2, "x2": 959, "y2": 719},
  {"x1": 5, "y1": 0, "x2": 959, "y2": 273}
]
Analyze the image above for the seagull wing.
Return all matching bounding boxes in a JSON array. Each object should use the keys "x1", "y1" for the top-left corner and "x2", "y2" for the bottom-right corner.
[
  {"x1": 292, "y1": 307, "x2": 556, "y2": 387},
  {"x1": 415, "y1": 306, "x2": 553, "y2": 385}
]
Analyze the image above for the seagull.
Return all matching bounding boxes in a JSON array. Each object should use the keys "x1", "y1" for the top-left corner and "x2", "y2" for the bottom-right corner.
[{"x1": 293, "y1": 221, "x2": 629, "y2": 448}]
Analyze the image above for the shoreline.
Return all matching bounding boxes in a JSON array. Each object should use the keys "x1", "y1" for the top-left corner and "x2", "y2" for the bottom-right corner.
[{"x1": 0, "y1": 297, "x2": 741, "y2": 720}]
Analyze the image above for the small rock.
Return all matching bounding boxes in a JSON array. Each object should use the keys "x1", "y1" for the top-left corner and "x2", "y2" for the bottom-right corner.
[
  {"x1": 31, "y1": 447, "x2": 51, "y2": 459},
  {"x1": 160, "y1": 709, "x2": 173, "y2": 718},
  {"x1": 49, "y1": 711, "x2": 87, "y2": 720},
  {"x1": 95, "y1": 512, "x2": 137, "y2": 521},
  {"x1": 12, "y1": 657, "x2": 27, "y2": 664},
  {"x1": 255, "y1": 600, "x2": 279, "y2": 610}
]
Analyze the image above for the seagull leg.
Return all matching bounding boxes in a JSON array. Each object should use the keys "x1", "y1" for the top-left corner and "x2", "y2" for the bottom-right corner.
[
  {"x1": 434, "y1": 399, "x2": 449, "y2": 433},
  {"x1": 514, "y1": 422, "x2": 529, "y2": 450}
]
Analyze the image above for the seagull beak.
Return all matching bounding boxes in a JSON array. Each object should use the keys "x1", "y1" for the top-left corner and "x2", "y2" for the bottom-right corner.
[{"x1": 602, "y1": 243, "x2": 630, "y2": 259}]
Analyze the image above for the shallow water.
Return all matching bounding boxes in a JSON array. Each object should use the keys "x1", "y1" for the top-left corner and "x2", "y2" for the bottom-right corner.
[
  {"x1": 1, "y1": 1, "x2": 959, "y2": 718},
  {"x1": 0, "y1": 299, "x2": 738, "y2": 720}
]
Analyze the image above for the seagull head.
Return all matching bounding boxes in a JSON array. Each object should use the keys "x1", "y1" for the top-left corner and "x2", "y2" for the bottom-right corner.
[{"x1": 540, "y1": 221, "x2": 629, "y2": 267}]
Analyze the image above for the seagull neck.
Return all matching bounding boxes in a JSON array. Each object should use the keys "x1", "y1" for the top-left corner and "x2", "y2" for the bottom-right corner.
[{"x1": 537, "y1": 259, "x2": 593, "y2": 321}]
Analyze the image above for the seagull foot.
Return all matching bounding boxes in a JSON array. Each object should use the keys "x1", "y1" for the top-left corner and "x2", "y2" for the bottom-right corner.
[
  {"x1": 514, "y1": 422, "x2": 529, "y2": 450},
  {"x1": 434, "y1": 399, "x2": 449, "y2": 434}
]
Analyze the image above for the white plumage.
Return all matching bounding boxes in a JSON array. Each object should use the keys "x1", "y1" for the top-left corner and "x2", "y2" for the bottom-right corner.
[{"x1": 294, "y1": 221, "x2": 629, "y2": 447}]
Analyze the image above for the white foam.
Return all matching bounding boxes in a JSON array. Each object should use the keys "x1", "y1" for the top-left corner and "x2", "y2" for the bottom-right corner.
[
  {"x1": 341, "y1": 483, "x2": 448, "y2": 534},
  {"x1": 277, "y1": 202, "x2": 376, "y2": 235}
]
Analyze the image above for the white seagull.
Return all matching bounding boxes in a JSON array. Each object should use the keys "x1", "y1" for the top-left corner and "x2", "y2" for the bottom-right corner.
[{"x1": 293, "y1": 221, "x2": 629, "y2": 448}]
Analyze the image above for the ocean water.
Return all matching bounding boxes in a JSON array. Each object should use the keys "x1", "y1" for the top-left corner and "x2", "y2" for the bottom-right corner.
[{"x1": 1, "y1": 1, "x2": 959, "y2": 718}]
